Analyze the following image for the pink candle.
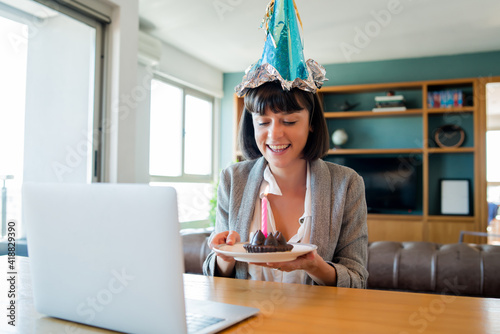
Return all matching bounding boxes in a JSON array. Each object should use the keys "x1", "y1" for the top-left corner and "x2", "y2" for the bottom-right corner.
[{"x1": 261, "y1": 193, "x2": 268, "y2": 237}]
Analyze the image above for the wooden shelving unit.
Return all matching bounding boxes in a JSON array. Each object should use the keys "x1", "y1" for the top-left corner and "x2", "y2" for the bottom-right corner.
[
  {"x1": 324, "y1": 109, "x2": 423, "y2": 118},
  {"x1": 233, "y1": 77, "x2": 487, "y2": 244},
  {"x1": 327, "y1": 148, "x2": 423, "y2": 155}
]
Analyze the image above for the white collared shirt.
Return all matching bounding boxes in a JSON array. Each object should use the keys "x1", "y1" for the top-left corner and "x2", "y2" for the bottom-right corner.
[{"x1": 247, "y1": 162, "x2": 312, "y2": 284}]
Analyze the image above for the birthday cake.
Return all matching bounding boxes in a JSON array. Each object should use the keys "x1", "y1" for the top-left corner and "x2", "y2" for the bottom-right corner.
[{"x1": 244, "y1": 230, "x2": 294, "y2": 253}]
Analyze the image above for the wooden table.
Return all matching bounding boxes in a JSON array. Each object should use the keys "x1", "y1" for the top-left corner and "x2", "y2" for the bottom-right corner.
[{"x1": 1, "y1": 257, "x2": 500, "y2": 333}]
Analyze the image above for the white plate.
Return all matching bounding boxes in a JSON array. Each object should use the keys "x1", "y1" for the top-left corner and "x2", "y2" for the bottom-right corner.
[{"x1": 213, "y1": 243, "x2": 317, "y2": 263}]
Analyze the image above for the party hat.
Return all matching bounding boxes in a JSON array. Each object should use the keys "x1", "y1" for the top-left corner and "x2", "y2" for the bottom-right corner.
[{"x1": 235, "y1": 0, "x2": 327, "y2": 97}]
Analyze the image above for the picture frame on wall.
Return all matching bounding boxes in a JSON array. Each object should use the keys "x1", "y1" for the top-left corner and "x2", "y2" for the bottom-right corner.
[{"x1": 440, "y1": 179, "x2": 470, "y2": 215}]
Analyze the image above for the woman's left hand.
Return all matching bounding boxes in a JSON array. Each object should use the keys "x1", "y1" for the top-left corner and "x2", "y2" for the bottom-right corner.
[
  {"x1": 251, "y1": 249, "x2": 318, "y2": 272},
  {"x1": 251, "y1": 249, "x2": 338, "y2": 286}
]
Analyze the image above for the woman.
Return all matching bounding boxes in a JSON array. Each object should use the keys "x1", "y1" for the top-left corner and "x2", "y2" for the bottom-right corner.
[{"x1": 202, "y1": 81, "x2": 368, "y2": 288}]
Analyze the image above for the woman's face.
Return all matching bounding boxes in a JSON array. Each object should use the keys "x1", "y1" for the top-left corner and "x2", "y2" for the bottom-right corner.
[{"x1": 252, "y1": 107, "x2": 310, "y2": 170}]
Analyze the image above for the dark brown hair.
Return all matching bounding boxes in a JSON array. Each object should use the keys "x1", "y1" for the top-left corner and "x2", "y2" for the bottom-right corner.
[{"x1": 239, "y1": 81, "x2": 330, "y2": 161}]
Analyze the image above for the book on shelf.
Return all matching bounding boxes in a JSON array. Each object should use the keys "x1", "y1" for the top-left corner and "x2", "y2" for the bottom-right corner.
[
  {"x1": 374, "y1": 95, "x2": 405, "y2": 102},
  {"x1": 374, "y1": 94, "x2": 406, "y2": 110},
  {"x1": 428, "y1": 90, "x2": 463, "y2": 108},
  {"x1": 375, "y1": 101, "x2": 406, "y2": 108},
  {"x1": 372, "y1": 106, "x2": 407, "y2": 112}
]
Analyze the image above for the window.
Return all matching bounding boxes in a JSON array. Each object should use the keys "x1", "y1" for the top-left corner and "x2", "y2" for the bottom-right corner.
[
  {"x1": 149, "y1": 78, "x2": 216, "y2": 228},
  {"x1": 0, "y1": 0, "x2": 106, "y2": 239}
]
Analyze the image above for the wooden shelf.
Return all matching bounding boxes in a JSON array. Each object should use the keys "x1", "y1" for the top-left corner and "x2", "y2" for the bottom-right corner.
[
  {"x1": 324, "y1": 109, "x2": 423, "y2": 118},
  {"x1": 319, "y1": 81, "x2": 423, "y2": 93},
  {"x1": 427, "y1": 107, "x2": 475, "y2": 114},
  {"x1": 425, "y1": 78, "x2": 479, "y2": 86},
  {"x1": 367, "y1": 214, "x2": 423, "y2": 220},
  {"x1": 427, "y1": 215, "x2": 476, "y2": 223},
  {"x1": 427, "y1": 147, "x2": 475, "y2": 154},
  {"x1": 327, "y1": 148, "x2": 423, "y2": 155}
]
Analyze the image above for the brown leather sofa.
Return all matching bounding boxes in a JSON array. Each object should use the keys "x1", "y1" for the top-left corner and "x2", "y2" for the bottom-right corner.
[
  {"x1": 181, "y1": 230, "x2": 500, "y2": 298},
  {"x1": 367, "y1": 241, "x2": 500, "y2": 298}
]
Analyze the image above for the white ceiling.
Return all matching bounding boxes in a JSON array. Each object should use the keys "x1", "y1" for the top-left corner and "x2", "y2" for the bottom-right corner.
[{"x1": 139, "y1": 0, "x2": 500, "y2": 73}]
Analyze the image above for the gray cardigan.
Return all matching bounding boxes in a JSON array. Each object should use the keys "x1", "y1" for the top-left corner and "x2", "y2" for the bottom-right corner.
[{"x1": 202, "y1": 157, "x2": 368, "y2": 288}]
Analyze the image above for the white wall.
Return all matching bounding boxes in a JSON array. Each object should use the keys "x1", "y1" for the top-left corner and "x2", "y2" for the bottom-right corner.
[
  {"x1": 102, "y1": 0, "x2": 140, "y2": 183},
  {"x1": 156, "y1": 42, "x2": 224, "y2": 99},
  {"x1": 133, "y1": 63, "x2": 153, "y2": 183}
]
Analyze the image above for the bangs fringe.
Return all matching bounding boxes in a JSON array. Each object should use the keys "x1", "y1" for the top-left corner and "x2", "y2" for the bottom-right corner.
[{"x1": 244, "y1": 82, "x2": 308, "y2": 115}]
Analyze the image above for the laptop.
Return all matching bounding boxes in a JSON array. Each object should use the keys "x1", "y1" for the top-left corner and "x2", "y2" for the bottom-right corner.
[{"x1": 22, "y1": 183, "x2": 259, "y2": 334}]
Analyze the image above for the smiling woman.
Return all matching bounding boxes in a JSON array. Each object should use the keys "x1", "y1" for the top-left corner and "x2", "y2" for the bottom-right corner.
[
  {"x1": 203, "y1": 0, "x2": 368, "y2": 288},
  {"x1": 203, "y1": 81, "x2": 369, "y2": 287}
]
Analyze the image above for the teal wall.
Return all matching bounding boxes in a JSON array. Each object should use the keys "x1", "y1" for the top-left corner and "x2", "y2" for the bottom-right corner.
[{"x1": 220, "y1": 51, "x2": 500, "y2": 168}]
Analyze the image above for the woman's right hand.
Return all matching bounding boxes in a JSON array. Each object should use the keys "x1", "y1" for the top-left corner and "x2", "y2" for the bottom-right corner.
[{"x1": 209, "y1": 230, "x2": 241, "y2": 262}]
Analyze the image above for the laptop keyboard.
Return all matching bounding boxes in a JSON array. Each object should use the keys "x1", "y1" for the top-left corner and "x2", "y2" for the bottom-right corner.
[{"x1": 186, "y1": 312, "x2": 224, "y2": 333}]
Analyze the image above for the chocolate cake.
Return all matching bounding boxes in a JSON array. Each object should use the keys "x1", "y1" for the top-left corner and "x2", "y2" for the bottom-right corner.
[{"x1": 243, "y1": 230, "x2": 294, "y2": 253}]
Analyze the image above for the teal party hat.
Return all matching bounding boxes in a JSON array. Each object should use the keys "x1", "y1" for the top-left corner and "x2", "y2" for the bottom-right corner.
[{"x1": 235, "y1": 0, "x2": 326, "y2": 97}]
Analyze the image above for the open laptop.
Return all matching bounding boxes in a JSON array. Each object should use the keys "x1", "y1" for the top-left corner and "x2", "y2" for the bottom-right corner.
[{"x1": 22, "y1": 183, "x2": 258, "y2": 334}]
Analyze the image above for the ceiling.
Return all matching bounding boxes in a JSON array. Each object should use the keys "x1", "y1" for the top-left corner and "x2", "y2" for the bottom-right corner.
[{"x1": 139, "y1": 0, "x2": 500, "y2": 73}]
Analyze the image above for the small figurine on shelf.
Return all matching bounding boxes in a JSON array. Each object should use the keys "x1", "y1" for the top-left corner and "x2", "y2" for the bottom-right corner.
[{"x1": 339, "y1": 100, "x2": 359, "y2": 111}]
